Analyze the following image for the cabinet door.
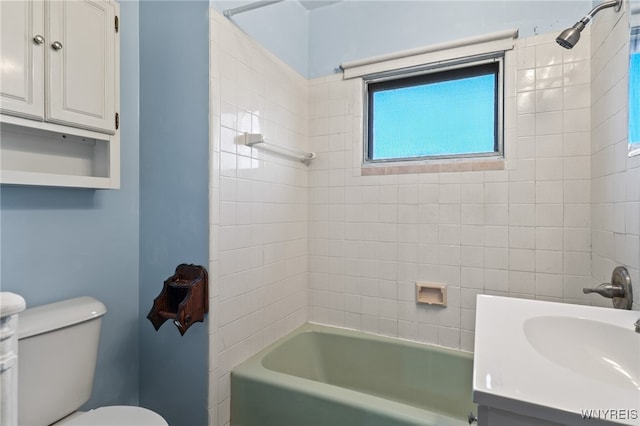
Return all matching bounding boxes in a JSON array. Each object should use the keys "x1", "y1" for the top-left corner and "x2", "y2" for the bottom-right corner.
[
  {"x1": 47, "y1": 0, "x2": 116, "y2": 134},
  {"x1": 0, "y1": 0, "x2": 45, "y2": 120}
]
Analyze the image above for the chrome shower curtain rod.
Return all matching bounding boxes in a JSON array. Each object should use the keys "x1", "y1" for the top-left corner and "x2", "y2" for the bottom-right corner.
[{"x1": 223, "y1": 0, "x2": 286, "y2": 18}]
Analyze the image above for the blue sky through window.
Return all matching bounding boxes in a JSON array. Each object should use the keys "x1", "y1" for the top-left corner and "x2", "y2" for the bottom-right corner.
[
  {"x1": 370, "y1": 73, "x2": 496, "y2": 160},
  {"x1": 630, "y1": 52, "x2": 639, "y2": 145}
]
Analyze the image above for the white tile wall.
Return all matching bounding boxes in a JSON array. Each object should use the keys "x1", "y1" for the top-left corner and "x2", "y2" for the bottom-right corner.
[
  {"x1": 208, "y1": 5, "x2": 639, "y2": 425},
  {"x1": 590, "y1": 3, "x2": 639, "y2": 310},
  {"x1": 307, "y1": 30, "x2": 596, "y2": 353},
  {"x1": 209, "y1": 10, "x2": 308, "y2": 426}
]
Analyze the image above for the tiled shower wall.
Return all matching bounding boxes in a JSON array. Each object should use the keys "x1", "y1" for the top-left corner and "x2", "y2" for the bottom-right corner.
[
  {"x1": 307, "y1": 31, "x2": 599, "y2": 352},
  {"x1": 590, "y1": 4, "x2": 639, "y2": 309},
  {"x1": 208, "y1": 10, "x2": 309, "y2": 426},
  {"x1": 207, "y1": 6, "x2": 638, "y2": 425}
]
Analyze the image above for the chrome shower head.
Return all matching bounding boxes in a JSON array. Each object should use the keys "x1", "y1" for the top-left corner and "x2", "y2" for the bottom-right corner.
[
  {"x1": 556, "y1": 22, "x2": 586, "y2": 49},
  {"x1": 555, "y1": 0, "x2": 623, "y2": 49}
]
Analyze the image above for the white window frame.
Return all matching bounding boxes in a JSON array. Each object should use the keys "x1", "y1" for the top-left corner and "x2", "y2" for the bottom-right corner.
[{"x1": 341, "y1": 29, "x2": 517, "y2": 173}]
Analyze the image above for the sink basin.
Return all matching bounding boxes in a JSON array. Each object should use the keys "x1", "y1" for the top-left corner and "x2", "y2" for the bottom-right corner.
[
  {"x1": 474, "y1": 295, "x2": 640, "y2": 425},
  {"x1": 524, "y1": 316, "x2": 640, "y2": 391}
]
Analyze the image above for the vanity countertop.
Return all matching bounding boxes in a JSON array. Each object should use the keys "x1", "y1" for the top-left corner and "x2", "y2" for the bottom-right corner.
[{"x1": 474, "y1": 295, "x2": 640, "y2": 425}]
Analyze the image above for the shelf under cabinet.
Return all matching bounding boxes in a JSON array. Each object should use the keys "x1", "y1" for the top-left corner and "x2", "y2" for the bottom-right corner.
[{"x1": 0, "y1": 118, "x2": 120, "y2": 189}]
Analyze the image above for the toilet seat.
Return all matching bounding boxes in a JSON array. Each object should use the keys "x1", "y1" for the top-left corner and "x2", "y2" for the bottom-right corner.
[{"x1": 56, "y1": 406, "x2": 168, "y2": 426}]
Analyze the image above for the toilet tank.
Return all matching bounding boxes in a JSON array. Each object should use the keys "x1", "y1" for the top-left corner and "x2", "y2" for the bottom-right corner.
[{"x1": 17, "y1": 297, "x2": 107, "y2": 426}]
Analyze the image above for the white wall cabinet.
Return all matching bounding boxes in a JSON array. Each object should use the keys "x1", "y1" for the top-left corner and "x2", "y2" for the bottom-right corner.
[
  {"x1": 0, "y1": 0, "x2": 120, "y2": 189},
  {"x1": 0, "y1": 0, "x2": 45, "y2": 120}
]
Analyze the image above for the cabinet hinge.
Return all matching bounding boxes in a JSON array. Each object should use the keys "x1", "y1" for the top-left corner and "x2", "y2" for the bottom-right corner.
[
  {"x1": 115, "y1": 16, "x2": 119, "y2": 33},
  {"x1": 115, "y1": 112, "x2": 120, "y2": 130}
]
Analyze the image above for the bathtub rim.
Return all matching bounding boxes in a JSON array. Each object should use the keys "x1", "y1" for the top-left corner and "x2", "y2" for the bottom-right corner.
[{"x1": 231, "y1": 322, "x2": 474, "y2": 426}]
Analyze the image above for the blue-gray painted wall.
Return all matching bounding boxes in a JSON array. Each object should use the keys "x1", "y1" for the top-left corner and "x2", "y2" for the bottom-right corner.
[
  {"x1": 0, "y1": 0, "x2": 141, "y2": 408},
  {"x1": 211, "y1": 0, "x2": 309, "y2": 75},
  {"x1": 1, "y1": 2, "x2": 210, "y2": 423},
  {"x1": 138, "y1": 1, "x2": 210, "y2": 425}
]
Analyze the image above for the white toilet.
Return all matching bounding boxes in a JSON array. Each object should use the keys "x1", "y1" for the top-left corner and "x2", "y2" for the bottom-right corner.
[{"x1": 17, "y1": 297, "x2": 168, "y2": 426}]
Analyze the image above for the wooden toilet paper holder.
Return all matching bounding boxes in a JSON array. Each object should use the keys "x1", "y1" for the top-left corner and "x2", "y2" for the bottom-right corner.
[{"x1": 147, "y1": 264, "x2": 208, "y2": 335}]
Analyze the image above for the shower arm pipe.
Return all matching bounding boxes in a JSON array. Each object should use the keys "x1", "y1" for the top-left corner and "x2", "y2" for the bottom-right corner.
[
  {"x1": 223, "y1": 0, "x2": 285, "y2": 18},
  {"x1": 579, "y1": 0, "x2": 622, "y2": 26}
]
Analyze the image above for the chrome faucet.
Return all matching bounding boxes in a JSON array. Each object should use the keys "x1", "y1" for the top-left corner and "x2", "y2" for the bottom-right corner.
[
  {"x1": 582, "y1": 266, "x2": 633, "y2": 310},
  {"x1": 583, "y1": 283, "x2": 625, "y2": 298}
]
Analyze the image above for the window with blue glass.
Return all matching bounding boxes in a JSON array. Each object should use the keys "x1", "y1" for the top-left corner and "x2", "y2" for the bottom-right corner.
[
  {"x1": 365, "y1": 59, "x2": 502, "y2": 162},
  {"x1": 630, "y1": 26, "x2": 639, "y2": 152}
]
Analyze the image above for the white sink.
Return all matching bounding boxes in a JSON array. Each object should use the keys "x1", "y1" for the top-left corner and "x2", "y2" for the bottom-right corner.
[
  {"x1": 474, "y1": 295, "x2": 640, "y2": 425},
  {"x1": 524, "y1": 316, "x2": 640, "y2": 391}
]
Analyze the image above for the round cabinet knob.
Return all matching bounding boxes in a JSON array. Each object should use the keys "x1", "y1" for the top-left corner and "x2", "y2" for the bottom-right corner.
[
  {"x1": 33, "y1": 35, "x2": 45, "y2": 45},
  {"x1": 51, "y1": 41, "x2": 63, "y2": 51}
]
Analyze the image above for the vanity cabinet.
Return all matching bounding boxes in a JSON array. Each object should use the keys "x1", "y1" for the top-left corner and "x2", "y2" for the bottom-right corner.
[
  {"x1": 0, "y1": 0, "x2": 120, "y2": 189},
  {"x1": 478, "y1": 405, "x2": 568, "y2": 426}
]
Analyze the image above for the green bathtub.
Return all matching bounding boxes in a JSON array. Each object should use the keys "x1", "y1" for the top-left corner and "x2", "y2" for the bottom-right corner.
[{"x1": 231, "y1": 324, "x2": 476, "y2": 426}]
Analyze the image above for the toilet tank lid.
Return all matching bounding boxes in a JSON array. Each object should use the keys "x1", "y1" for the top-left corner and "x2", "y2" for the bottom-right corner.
[{"x1": 18, "y1": 296, "x2": 107, "y2": 339}]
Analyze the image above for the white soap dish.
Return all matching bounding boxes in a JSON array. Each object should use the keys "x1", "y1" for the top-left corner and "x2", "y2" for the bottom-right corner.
[{"x1": 416, "y1": 282, "x2": 447, "y2": 306}]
